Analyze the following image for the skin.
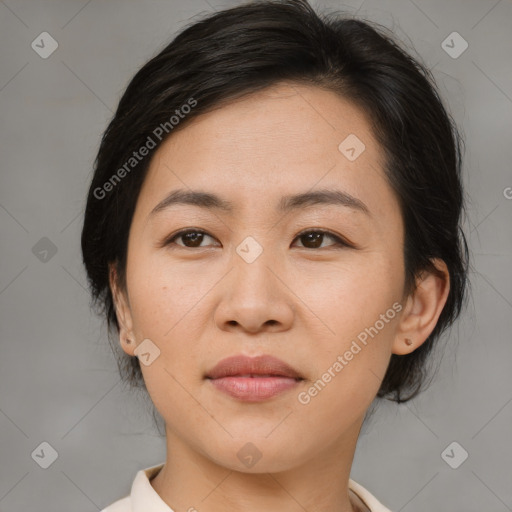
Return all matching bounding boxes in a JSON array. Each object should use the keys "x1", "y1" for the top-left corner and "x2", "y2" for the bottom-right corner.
[{"x1": 110, "y1": 82, "x2": 450, "y2": 512}]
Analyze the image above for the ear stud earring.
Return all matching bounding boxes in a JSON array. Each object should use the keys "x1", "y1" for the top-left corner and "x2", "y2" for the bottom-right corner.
[{"x1": 405, "y1": 338, "x2": 413, "y2": 346}]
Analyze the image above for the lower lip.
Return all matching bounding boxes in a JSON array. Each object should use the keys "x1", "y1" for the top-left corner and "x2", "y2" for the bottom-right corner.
[{"x1": 208, "y1": 376, "x2": 301, "y2": 401}]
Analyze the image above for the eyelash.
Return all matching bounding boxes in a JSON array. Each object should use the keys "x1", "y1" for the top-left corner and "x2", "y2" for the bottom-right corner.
[{"x1": 161, "y1": 228, "x2": 353, "y2": 250}]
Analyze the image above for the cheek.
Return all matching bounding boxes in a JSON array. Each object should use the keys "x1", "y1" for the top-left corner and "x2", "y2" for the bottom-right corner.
[
  {"x1": 125, "y1": 250, "x2": 219, "y2": 402},
  {"x1": 127, "y1": 255, "x2": 208, "y2": 411},
  {"x1": 293, "y1": 249, "x2": 403, "y2": 337},
  {"x1": 294, "y1": 276, "x2": 401, "y2": 434},
  {"x1": 126, "y1": 248, "x2": 211, "y2": 339},
  {"x1": 292, "y1": 254, "x2": 403, "y2": 402}
]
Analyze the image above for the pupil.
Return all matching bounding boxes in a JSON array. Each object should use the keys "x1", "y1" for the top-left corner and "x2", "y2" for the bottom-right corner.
[
  {"x1": 303, "y1": 232, "x2": 322, "y2": 248},
  {"x1": 184, "y1": 232, "x2": 203, "y2": 247}
]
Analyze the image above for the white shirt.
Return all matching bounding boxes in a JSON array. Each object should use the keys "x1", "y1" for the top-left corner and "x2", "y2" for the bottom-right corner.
[{"x1": 101, "y1": 463, "x2": 392, "y2": 512}]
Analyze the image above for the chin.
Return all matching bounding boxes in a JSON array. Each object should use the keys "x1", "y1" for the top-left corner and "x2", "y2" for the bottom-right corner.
[{"x1": 199, "y1": 433, "x2": 310, "y2": 474}]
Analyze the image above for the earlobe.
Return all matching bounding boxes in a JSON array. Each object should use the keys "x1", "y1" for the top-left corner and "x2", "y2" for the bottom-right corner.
[
  {"x1": 109, "y1": 262, "x2": 136, "y2": 356},
  {"x1": 392, "y1": 258, "x2": 450, "y2": 356}
]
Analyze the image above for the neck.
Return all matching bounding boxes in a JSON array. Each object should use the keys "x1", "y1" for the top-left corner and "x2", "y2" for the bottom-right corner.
[{"x1": 150, "y1": 419, "x2": 367, "y2": 512}]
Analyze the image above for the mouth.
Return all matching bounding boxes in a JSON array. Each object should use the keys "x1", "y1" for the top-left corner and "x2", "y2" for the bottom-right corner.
[{"x1": 205, "y1": 354, "x2": 304, "y2": 402}]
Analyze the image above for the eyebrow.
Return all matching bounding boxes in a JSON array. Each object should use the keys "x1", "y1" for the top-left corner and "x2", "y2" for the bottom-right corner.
[{"x1": 149, "y1": 188, "x2": 371, "y2": 217}]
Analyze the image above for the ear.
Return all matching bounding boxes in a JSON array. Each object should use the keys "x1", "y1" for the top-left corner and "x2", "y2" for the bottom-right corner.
[
  {"x1": 109, "y1": 262, "x2": 136, "y2": 356},
  {"x1": 393, "y1": 258, "x2": 450, "y2": 355}
]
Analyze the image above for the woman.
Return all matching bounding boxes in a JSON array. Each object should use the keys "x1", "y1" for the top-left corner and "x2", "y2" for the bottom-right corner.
[{"x1": 81, "y1": 1, "x2": 469, "y2": 510}]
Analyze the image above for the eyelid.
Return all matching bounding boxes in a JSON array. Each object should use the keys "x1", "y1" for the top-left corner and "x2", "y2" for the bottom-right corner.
[
  {"x1": 159, "y1": 227, "x2": 355, "y2": 250},
  {"x1": 293, "y1": 228, "x2": 354, "y2": 249},
  {"x1": 158, "y1": 228, "x2": 215, "y2": 249}
]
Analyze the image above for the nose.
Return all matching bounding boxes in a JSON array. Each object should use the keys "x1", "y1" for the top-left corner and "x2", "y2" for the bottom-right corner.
[{"x1": 213, "y1": 247, "x2": 294, "y2": 335}]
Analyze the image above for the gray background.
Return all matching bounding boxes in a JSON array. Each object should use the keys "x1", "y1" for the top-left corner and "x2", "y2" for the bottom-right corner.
[{"x1": 0, "y1": 0, "x2": 511, "y2": 511}]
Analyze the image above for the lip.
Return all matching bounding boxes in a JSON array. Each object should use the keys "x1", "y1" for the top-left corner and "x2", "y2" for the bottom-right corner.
[{"x1": 205, "y1": 355, "x2": 303, "y2": 402}]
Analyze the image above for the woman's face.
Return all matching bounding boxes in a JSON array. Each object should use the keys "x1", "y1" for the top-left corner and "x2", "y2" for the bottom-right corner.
[{"x1": 115, "y1": 83, "x2": 409, "y2": 472}]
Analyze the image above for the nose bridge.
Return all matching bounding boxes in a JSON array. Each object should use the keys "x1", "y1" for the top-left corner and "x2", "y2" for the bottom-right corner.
[{"x1": 231, "y1": 233, "x2": 280, "y2": 298}]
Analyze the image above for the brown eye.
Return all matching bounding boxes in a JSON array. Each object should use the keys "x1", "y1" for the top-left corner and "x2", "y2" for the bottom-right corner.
[
  {"x1": 293, "y1": 230, "x2": 349, "y2": 249},
  {"x1": 162, "y1": 229, "x2": 351, "y2": 250},
  {"x1": 166, "y1": 229, "x2": 217, "y2": 248}
]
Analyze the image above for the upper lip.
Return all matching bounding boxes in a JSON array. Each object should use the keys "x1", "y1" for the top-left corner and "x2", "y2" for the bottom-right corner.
[{"x1": 205, "y1": 355, "x2": 303, "y2": 380}]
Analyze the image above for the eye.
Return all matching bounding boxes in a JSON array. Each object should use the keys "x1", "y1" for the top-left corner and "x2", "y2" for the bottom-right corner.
[
  {"x1": 164, "y1": 229, "x2": 218, "y2": 248},
  {"x1": 292, "y1": 229, "x2": 351, "y2": 249},
  {"x1": 161, "y1": 228, "x2": 352, "y2": 250}
]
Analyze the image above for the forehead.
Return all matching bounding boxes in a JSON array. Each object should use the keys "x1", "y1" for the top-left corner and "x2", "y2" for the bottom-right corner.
[{"x1": 137, "y1": 82, "x2": 395, "y2": 222}]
